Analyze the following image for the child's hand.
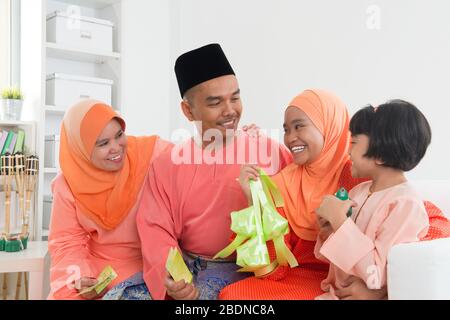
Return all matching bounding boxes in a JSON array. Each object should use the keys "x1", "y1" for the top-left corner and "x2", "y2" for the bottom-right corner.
[
  {"x1": 316, "y1": 195, "x2": 356, "y2": 231},
  {"x1": 239, "y1": 164, "x2": 260, "y2": 203}
]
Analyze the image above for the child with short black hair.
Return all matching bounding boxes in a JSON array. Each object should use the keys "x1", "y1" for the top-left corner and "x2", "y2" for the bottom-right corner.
[{"x1": 314, "y1": 100, "x2": 431, "y2": 300}]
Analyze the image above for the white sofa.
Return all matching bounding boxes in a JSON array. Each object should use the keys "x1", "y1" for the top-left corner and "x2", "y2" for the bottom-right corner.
[{"x1": 387, "y1": 180, "x2": 450, "y2": 299}]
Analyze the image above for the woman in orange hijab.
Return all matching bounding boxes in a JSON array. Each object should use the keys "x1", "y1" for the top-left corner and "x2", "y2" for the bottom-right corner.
[
  {"x1": 48, "y1": 99, "x2": 172, "y2": 300},
  {"x1": 273, "y1": 89, "x2": 352, "y2": 242},
  {"x1": 220, "y1": 89, "x2": 384, "y2": 299},
  {"x1": 220, "y1": 89, "x2": 450, "y2": 300}
]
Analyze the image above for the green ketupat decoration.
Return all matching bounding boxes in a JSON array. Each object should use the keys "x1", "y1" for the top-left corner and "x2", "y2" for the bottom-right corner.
[{"x1": 214, "y1": 169, "x2": 298, "y2": 276}]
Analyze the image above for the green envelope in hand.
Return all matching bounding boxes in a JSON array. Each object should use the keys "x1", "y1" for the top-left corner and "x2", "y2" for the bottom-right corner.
[
  {"x1": 166, "y1": 247, "x2": 193, "y2": 284},
  {"x1": 78, "y1": 265, "x2": 118, "y2": 296}
]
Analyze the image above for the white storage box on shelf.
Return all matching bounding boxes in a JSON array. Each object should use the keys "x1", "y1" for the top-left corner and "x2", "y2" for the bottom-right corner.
[
  {"x1": 46, "y1": 11, "x2": 113, "y2": 52},
  {"x1": 46, "y1": 73, "x2": 113, "y2": 108},
  {"x1": 43, "y1": 195, "x2": 53, "y2": 232},
  {"x1": 44, "y1": 134, "x2": 60, "y2": 169}
]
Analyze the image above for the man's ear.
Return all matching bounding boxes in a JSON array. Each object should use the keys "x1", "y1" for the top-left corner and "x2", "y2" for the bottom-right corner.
[
  {"x1": 375, "y1": 158, "x2": 385, "y2": 166},
  {"x1": 181, "y1": 100, "x2": 194, "y2": 122}
]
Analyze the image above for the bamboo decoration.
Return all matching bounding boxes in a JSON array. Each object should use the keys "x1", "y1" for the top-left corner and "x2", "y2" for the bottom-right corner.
[
  {"x1": 14, "y1": 153, "x2": 26, "y2": 236},
  {"x1": 15, "y1": 273, "x2": 22, "y2": 300},
  {"x1": 14, "y1": 271, "x2": 28, "y2": 300},
  {"x1": 23, "y1": 156, "x2": 39, "y2": 236},
  {"x1": 24, "y1": 272, "x2": 28, "y2": 300},
  {"x1": 2, "y1": 273, "x2": 7, "y2": 300},
  {"x1": 14, "y1": 155, "x2": 27, "y2": 298},
  {"x1": 1, "y1": 153, "x2": 14, "y2": 238}
]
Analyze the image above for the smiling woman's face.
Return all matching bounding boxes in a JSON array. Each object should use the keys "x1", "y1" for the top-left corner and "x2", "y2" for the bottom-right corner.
[
  {"x1": 283, "y1": 106, "x2": 324, "y2": 165},
  {"x1": 90, "y1": 118, "x2": 127, "y2": 171}
]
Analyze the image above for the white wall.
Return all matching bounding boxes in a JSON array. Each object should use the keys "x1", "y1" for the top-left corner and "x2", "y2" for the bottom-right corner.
[
  {"x1": 170, "y1": 0, "x2": 450, "y2": 180},
  {"x1": 20, "y1": 0, "x2": 45, "y2": 122},
  {"x1": 0, "y1": 0, "x2": 11, "y2": 88},
  {"x1": 120, "y1": 0, "x2": 172, "y2": 140},
  {"x1": 0, "y1": 0, "x2": 19, "y2": 88}
]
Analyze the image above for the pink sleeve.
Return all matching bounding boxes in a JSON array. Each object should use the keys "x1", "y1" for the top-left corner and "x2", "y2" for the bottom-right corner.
[
  {"x1": 47, "y1": 175, "x2": 96, "y2": 299},
  {"x1": 320, "y1": 199, "x2": 429, "y2": 289},
  {"x1": 136, "y1": 162, "x2": 178, "y2": 300},
  {"x1": 150, "y1": 138, "x2": 173, "y2": 163},
  {"x1": 313, "y1": 235, "x2": 330, "y2": 263}
]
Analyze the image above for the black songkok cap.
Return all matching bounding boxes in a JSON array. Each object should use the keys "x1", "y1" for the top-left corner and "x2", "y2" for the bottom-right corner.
[{"x1": 174, "y1": 43, "x2": 235, "y2": 97}]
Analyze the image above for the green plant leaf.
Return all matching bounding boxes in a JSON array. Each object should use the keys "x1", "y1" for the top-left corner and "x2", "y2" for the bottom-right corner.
[{"x1": 1, "y1": 87, "x2": 23, "y2": 99}]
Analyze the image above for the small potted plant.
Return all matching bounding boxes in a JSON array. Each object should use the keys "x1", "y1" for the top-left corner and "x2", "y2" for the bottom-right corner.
[{"x1": 1, "y1": 87, "x2": 24, "y2": 121}]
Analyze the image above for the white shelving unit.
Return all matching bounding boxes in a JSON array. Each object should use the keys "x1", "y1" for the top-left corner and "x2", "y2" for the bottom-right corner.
[
  {"x1": 28, "y1": 0, "x2": 123, "y2": 240},
  {"x1": 43, "y1": 167, "x2": 58, "y2": 174},
  {"x1": 44, "y1": 105, "x2": 66, "y2": 115},
  {"x1": 0, "y1": 120, "x2": 37, "y2": 152},
  {"x1": 0, "y1": 120, "x2": 36, "y2": 154},
  {"x1": 46, "y1": 41, "x2": 120, "y2": 63},
  {"x1": 0, "y1": 120, "x2": 38, "y2": 239}
]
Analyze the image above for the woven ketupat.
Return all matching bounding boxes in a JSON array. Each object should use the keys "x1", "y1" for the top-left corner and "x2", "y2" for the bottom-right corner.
[{"x1": 219, "y1": 161, "x2": 450, "y2": 300}]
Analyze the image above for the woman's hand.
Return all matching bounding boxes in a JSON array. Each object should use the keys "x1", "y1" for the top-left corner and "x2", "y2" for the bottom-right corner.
[
  {"x1": 239, "y1": 164, "x2": 260, "y2": 203},
  {"x1": 75, "y1": 277, "x2": 108, "y2": 300},
  {"x1": 335, "y1": 276, "x2": 387, "y2": 300},
  {"x1": 316, "y1": 195, "x2": 356, "y2": 231},
  {"x1": 165, "y1": 272, "x2": 199, "y2": 300}
]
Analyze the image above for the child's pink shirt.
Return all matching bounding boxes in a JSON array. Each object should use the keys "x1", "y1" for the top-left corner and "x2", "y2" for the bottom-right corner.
[{"x1": 314, "y1": 181, "x2": 429, "y2": 299}]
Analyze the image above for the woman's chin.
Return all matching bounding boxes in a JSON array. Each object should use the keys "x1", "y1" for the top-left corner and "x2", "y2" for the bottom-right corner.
[
  {"x1": 292, "y1": 153, "x2": 309, "y2": 165},
  {"x1": 103, "y1": 160, "x2": 125, "y2": 172}
]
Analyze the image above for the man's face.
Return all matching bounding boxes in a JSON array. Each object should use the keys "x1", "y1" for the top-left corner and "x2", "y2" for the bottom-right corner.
[{"x1": 182, "y1": 75, "x2": 242, "y2": 141}]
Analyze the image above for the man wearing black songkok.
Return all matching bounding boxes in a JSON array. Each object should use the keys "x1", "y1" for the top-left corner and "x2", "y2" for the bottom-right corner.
[
  {"x1": 175, "y1": 43, "x2": 242, "y2": 145},
  {"x1": 137, "y1": 43, "x2": 293, "y2": 300}
]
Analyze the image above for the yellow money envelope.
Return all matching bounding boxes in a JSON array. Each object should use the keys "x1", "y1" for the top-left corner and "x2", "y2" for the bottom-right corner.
[
  {"x1": 165, "y1": 247, "x2": 193, "y2": 284},
  {"x1": 78, "y1": 265, "x2": 118, "y2": 296}
]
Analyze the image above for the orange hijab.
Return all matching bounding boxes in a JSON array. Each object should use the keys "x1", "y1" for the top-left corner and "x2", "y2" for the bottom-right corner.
[
  {"x1": 59, "y1": 100, "x2": 158, "y2": 230},
  {"x1": 273, "y1": 89, "x2": 350, "y2": 241}
]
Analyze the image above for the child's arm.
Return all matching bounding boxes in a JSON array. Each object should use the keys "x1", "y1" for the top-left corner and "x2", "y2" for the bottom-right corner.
[
  {"x1": 239, "y1": 164, "x2": 260, "y2": 205},
  {"x1": 319, "y1": 198, "x2": 429, "y2": 289},
  {"x1": 314, "y1": 217, "x2": 333, "y2": 262}
]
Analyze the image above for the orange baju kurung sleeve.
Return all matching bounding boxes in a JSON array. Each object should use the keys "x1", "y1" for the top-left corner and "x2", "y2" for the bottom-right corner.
[{"x1": 48, "y1": 175, "x2": 97, "y2": 299}]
